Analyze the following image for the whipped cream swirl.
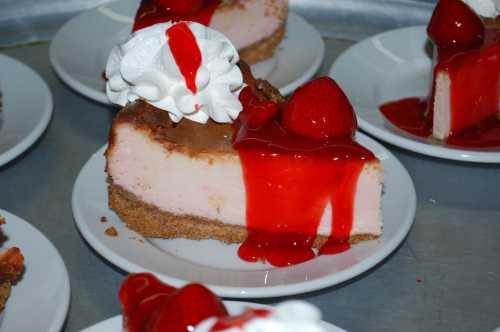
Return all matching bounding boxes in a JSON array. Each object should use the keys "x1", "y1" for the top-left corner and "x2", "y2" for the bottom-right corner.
[
  {"x1": 195, "y1": 301, "x2": 339, "y2": 332},
  {"x1": 462, "y1": 0, "x2": 500, "y2": 17},
  {"x1": 106, "y1": 22, "x2": 243, "y2": 123}
]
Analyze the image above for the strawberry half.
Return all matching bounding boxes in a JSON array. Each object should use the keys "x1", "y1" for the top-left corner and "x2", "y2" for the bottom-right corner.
[
  {"x1": 149, "y1": 284, "x2": 228, "y2": 332},
  {"x1": 281, "y1": 77, "x2": 357, "y2": 139},
  {"x1": 153, "y1": 0, "x2": 204, "y2": 15},
  {"x1": 427, "y1": 0, "x2": 484, "y2": 48},
  {"x1": 238, "y1": 86, "x2": 280, "y2": 129}
]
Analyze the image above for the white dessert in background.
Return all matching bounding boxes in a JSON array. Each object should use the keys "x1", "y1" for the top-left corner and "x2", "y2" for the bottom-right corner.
[{"x1": 194, "y1": 301, "x2": 345, "y2": 332}]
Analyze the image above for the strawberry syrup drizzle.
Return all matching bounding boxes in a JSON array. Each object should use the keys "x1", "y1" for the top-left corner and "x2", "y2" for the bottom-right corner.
[
  {"x1": 233, "y1": 119, "x2": 375, "y2": 267},
  {"x1": 378, "y1": 0, "x2": 500, "y2": 147},
  {"x1": 211, "y1": 309, "x2": 270, "y2": 331},
  {"x1": 166, "y1": 22, "x2": 202, "y2": 94},
  {"x1": 133, "y1": 0, "x2": 220, "y2": 32}
]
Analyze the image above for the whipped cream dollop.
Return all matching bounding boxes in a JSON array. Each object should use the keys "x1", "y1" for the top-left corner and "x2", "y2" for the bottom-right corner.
[
  {"x1": 106, "y1": 21, "x2": 243, "y2": 124},
  {"x1": 462, "y1": 0, "x2": 500, "y2": 17},
  {"x1": 194, "y1": 301, "x2": 341, "y2": 332}
]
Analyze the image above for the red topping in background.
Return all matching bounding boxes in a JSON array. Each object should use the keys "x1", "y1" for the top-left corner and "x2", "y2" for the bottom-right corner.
[
  {"x1": 380, "y1": 98, "x2": 431, "y2": 138},
  {"x1": 282, "y1": 77, "x2": 357, "y2": 139},
  {"x1": 211, "y1": 309, "x2": 270, "y2": 331},
  {"x1": 120, "y1": 273, "x2": 228, "y2": 332},
  {"x1": 238, "y1": 87, "x2": 280, "y2": 128},
  {"x1": 427, "y1": 0, "x2": 484, "y2": 49},
  {"x1": 378, "y1": 0, "x2": 500, "y2": 147},
  {"x1": 234, "y1": 77, "x2": 375, "y2": 267},
  {"x1": 379, "y1": 97, "x2": 500, "y2": 147},
  {"x1": 153, "y1": 0, "x2": 204, "y2": 15},
  {"x1": 166, "y1": 22, "x2": 202, "y2": 94},
  {"x1": 133, "y1": 0, "x2": 221, "y2": 32}
]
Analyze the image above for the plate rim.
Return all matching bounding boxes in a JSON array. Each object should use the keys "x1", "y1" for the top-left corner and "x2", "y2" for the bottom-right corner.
[
  {"x1": 0, "y1": 209, "x2": 71, "y2": 332},
  {"x1": 71, "y1": 131, "x2": 416, "y2": 298},
  {"x1": 49, "y1": 5, "x2": 324, "y2": 103},
  {"x1": 0, "y1": 54, "x2": 53, "y2": 167},
  {"x1": 329, "y1": 25, "x2": 500, "y2": 163}
]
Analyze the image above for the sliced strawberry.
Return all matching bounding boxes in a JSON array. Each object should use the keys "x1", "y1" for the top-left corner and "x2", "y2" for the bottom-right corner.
[
  {"x1": 427, "y1": 0, "x2": 484, "y2": 48},
  {"x1": 238, "y1": 86, "x2": 280, "y2": 128},
  {"x1": 281, "y1": 77, "x2": 356, "y2": 139},
  {"x1": 153, "y1": 0, "x2": 204, "y2": 15},
  {"x1": 120, "y1": 273, "x2": 228, "y2": 332},
  {"x1": 119, "y1": 273, "x2": 176, "y2": 332},
  {"x1": 149, "y1": 284, "x2": 228, "y2": 332}
]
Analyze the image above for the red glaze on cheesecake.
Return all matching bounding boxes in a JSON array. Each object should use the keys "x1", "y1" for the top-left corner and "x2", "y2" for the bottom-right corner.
[
  {"x1": 379, "y1": 0, "x2": 500, "y2": 146},
  {"x1": 234, "y1": 78, "x2": 376, "y2": 266}
]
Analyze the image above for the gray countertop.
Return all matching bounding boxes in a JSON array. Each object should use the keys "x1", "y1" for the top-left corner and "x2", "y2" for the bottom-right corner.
[{"x1": 1, "y1": 6, "x2": 500, "y2": 332}]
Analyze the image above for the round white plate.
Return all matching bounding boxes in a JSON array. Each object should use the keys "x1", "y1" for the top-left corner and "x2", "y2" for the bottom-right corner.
[
  {"x1": 81, "y1": 301, "x2": 346, "y2": 332},
  {"x1": 0, "y1": 54, "x2": 53, "y2": 167},
  {"x1": 72, "y1": 132, "x2": 416, "y2": 298},
  {"x1": 329, "y1": 25, "x2": 500, "y2": 163},
  {"x1": 50, "y1": 0, "x2": 324, "y2": 102},
  {"x1": 0, "y1": 209, "x2": 70, "y2": 332}
]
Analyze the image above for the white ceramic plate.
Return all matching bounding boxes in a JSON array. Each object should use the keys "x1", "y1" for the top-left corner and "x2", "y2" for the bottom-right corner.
[
  {"x1": 49, "y1": 0, "x2": 325, "y2": 102},
  {"x1": 0, "y1": 54, "x2": 53, "y2": 167},
  {"x1": 81, "y1": 301, "x2": 346, "y2": 332},
  {"x1": 0, "y1": 209, "x2": 70, "y2": 332},
  {"x1": 72, "y1": 132, "x2": 416, "y2": 298},
  {"x1": 329, "y1": 25, "x2": 500, "y2": 163}
]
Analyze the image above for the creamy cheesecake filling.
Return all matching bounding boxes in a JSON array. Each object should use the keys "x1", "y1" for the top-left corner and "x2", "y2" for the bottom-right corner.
[
  {"x1": 107, "y1": 123, "x2": 382, "y2": 238},
  {"x1": 210, "y1": 0, "x2": 288, "y2": 50},
  {"x1": 432, "y1": 71, "x2": 452, "y2": 140}
]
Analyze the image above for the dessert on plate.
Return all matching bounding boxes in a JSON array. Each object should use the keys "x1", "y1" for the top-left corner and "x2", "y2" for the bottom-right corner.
[
  {"x1": 119, "y1": 272, "x2": 333, "y2": 332},
  {"x1": 132, "y1": 0, "x2": 288, "y2": 64},
  {"x1": 105, "y1": 21, "x2": 383, "y2": 267},
  {"x1": 380, "y1": 0, "x2": 500, "y2": 147},
  {"x1": 0, "y1": 216, "x2": 24, "y2": 310}
]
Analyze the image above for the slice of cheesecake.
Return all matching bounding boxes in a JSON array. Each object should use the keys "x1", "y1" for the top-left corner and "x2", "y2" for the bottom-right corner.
[
  {"x1": 432, "y1": 42, "x2": 500, "y2": 140},
  {"x1": 106, "y1": 20, "x2": 382, "y2": 266},
  {"x1": 107, "y1": 101, "x2": 383, "y2": 247},
  {"x1": 428, "y1": 0, "x2": 500, "y2": 140},
  {"x1": 133, "y1": 0, "x2": 288, "y2": 64}
]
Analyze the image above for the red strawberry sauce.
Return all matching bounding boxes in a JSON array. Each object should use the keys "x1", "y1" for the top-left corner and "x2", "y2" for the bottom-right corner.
[
  {"x1": 379, "y1": 0, "x2": 500, "y2": 148},
  {"x1": 133, "y1": 0, "x2": 220, "y2": 32},
  {"x1": 233, "y1": 94, "x2": 376, "y2": 267},
  {"x1": 166, "y1": 22, "x2": 202, "y2": 94}
]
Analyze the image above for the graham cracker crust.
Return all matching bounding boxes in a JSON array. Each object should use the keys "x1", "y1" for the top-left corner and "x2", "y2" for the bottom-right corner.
[
  {"x1": 240, "y1": 23, "x2": 286, "y2": 64},
  {"x1": 108, "y1": 181, "x2": 378, "y2": 247}
]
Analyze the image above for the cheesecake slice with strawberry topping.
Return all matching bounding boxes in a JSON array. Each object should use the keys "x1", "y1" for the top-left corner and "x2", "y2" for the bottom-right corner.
[
  {"x1": 132, "y1": 0, "x2": 288, "y2": 64},
  {"x1": 106, "y1": 21, "x2": 383, "y2": 267},
  {"x1": 428, "y1": 0, "x2": 500, "y2": 140}
]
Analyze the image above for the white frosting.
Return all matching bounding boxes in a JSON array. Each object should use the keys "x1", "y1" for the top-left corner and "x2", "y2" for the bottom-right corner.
[
  {"x1": 462, "y1": 0, "x2": 500, "y2": 17},
  {"x1": 194, "y1": 301, "x2": 331, "y2": 332},
  {"x1": 106, "y1": 22, "x2": 243, "y2": 124}
]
